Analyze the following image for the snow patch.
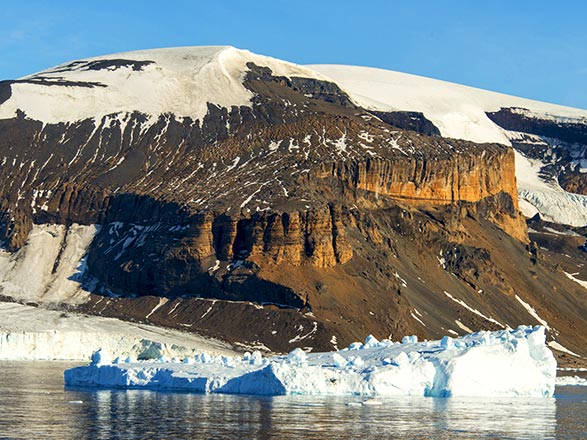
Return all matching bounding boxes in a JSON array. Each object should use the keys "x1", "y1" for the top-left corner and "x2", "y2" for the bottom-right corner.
[
  {"x1": 0, "y1": 224, "x2": 99, "y2": 303},
  {"x1": 455, "y1": 320, "x2": 473, "y2": 334},
  {"x1": 548, "y1": 341, "x2": 581, "y2": 358},
  {"x1": 515, "y1": 295, "x2": 551, "y2": 331},
  {"x1": 564, "y1": 272, "x2": 587, "y2": 290},
  {"x1": 145, "y1": 298, "x2": 169, "y2": 320},
  {"x1": 556, "y1": 376, "x2": 587, "y2": 386},
  {"x1": 444, "y1": 291, "x2": 505, "y2": 328}
]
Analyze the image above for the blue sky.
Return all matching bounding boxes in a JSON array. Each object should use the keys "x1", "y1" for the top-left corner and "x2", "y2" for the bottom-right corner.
[{"x1": 1, "y1": 1, "x2": 585, "y2": 108}]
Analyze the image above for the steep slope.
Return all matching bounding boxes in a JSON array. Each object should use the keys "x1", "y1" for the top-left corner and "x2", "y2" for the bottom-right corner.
[{"x1": 0, "y1": 47, "x2": 585, "y2": 365}]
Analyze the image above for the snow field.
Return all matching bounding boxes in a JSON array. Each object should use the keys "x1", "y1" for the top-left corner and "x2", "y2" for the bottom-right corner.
[
  {"x1": 0, "y1": 224, "x2": 97, "y2": 304},
  {"x1": 0, "y1": 46, "x2": 328, "y2": 125},
  {"x1": 309, "y1": 64, "x2": 587, "y2": 146}
]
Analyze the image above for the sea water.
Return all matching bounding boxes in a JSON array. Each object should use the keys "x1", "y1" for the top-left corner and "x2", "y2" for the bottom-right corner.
[{"x1": 0, "y1": 362, "x2": 585, "y2": 439}]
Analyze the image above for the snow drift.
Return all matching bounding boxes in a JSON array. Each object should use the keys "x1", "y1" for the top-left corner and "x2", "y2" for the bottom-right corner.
[{"x1": 65, "y1": 326, "x2": 556, "y2": 398}]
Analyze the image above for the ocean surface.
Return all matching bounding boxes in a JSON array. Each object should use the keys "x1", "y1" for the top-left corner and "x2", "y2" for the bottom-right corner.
[{"x1": 0, "y1": 361, "x2": 585, "y2": 439}]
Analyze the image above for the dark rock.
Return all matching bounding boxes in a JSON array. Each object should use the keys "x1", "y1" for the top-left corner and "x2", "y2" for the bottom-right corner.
[{"x1": 370, "y1": 110, "x2": 441, "y2": 136}]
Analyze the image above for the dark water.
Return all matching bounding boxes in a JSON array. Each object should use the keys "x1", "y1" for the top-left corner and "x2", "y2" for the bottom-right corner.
[{"x1": 0, "y1": 362, "x2": 585, "y2": 439}]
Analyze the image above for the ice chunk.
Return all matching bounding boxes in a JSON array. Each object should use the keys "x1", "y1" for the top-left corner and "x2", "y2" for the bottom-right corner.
[
  {"x1": 440, "y1": 336, "x2": 454, "y2": 349},
  {"x1": 90, "y1": 349, "x2": 111, "y2": 366},
  {"x1": 402, "y1": 335, "x2": 418, "y2": 344},
  {"x1": 331, "y1": 353, "x2": 347, "y2": 368},
  {"x1": 287, "y1": 348, "x2": 307, "y2": 365},
  {"x1": 363, "y1": 335, "x2": 379, "y2": 348},
  {"x1": 250, "y1": 351, "x2": 263, "y2": 365},
  {"x1": 393, "y1": 352, "x2": 409, "y2": 366},
  {"x1": 65, "y1": 326, "x2": 556, "y2": 398}
]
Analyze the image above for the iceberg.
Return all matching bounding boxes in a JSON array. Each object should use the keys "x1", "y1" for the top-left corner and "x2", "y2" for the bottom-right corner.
[{"x1": 65, "y1": 325, "x2": 556, "y2": 398}]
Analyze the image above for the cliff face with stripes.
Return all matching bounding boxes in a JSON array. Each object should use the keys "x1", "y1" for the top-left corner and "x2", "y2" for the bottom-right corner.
[{"x1": 0, "y1": 97, "x2": 524, "y2": 281}]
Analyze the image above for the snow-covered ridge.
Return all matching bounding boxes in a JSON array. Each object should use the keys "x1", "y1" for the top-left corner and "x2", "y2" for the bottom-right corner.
[
  {"x1": 3, "y1": 46, "x2": 587, "y2": 227},
  {"x1": 65, "y1": 326, "x2": 556, "y2": 398},
  {"x1": 0, "y1": 46, "x2": 328, "y2": 124},
  {"x1": 309, "y1": 64, "x2": 587, "y2": 145}
]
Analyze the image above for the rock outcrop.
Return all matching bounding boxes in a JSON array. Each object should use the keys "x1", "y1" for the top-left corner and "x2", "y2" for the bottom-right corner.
[{"x1": 488, "y1": 107, "x2": 587, "y2": 195}]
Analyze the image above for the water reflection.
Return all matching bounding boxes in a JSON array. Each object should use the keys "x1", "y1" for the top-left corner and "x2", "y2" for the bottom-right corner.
[
  {"x1": 555, "y1": 386, "x2": 587, "y2": 439},
  {"x1": 0, "y1": 362, "x2": 572, "y2": 439},
  {"x1": 71, "y1": 390, "x2": 556, "y2": 439},
  {"x1": 431, "y1": 397, "x2": 556, "y2": 439}
]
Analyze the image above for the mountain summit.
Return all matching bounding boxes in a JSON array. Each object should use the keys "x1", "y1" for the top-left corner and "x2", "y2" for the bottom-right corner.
[
  {"x1": 0, "y1": 46, "x2": 585, "y2": 366},
  {"x1": 0, "y1": 46, "x2": 332, "y2": 124}
]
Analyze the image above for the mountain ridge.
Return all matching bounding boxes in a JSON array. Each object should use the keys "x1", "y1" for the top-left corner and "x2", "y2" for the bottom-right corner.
[{"x1": 0, "y1": 46, "x2": 586, "y2": 366}]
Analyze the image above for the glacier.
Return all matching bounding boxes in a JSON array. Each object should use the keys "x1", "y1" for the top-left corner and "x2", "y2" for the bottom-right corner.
[
  {"x1": 0, "y1": 302, "x2": 235, "y2": 361},
  {"x1": 65, "y1": 325, "x2": 556, "y2": 398},
  {"x1": 556, "y1": 375, "x2": 587, "y2": 386}
]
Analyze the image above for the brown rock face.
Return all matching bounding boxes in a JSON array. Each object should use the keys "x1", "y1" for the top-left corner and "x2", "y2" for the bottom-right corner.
[
  {"x1": 318, "y1": 149, "x2": 518, "y2": 207},
  {"x1": 87, "y1": 204, "x2": 356, "y2": 305}
]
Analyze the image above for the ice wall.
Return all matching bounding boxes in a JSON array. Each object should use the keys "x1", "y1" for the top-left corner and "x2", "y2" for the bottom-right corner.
[{"x1": 0, "y1": 302, "x2": 235, "y2": 361}]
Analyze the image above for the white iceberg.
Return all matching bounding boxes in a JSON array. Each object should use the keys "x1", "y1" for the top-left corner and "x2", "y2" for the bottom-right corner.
[{"x1": 65, "y1": 325, "x2": 556, "y2": 398}]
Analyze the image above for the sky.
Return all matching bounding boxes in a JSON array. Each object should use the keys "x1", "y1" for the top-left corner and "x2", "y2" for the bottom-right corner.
[{"x1": 1, "y1": 0, "x2": 585, "y2": 109}]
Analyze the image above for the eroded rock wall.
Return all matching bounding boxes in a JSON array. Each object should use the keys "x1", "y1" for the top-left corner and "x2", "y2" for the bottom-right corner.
[{"x1": 318, "y1": 149, "x2": 518, "y2": 207}]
